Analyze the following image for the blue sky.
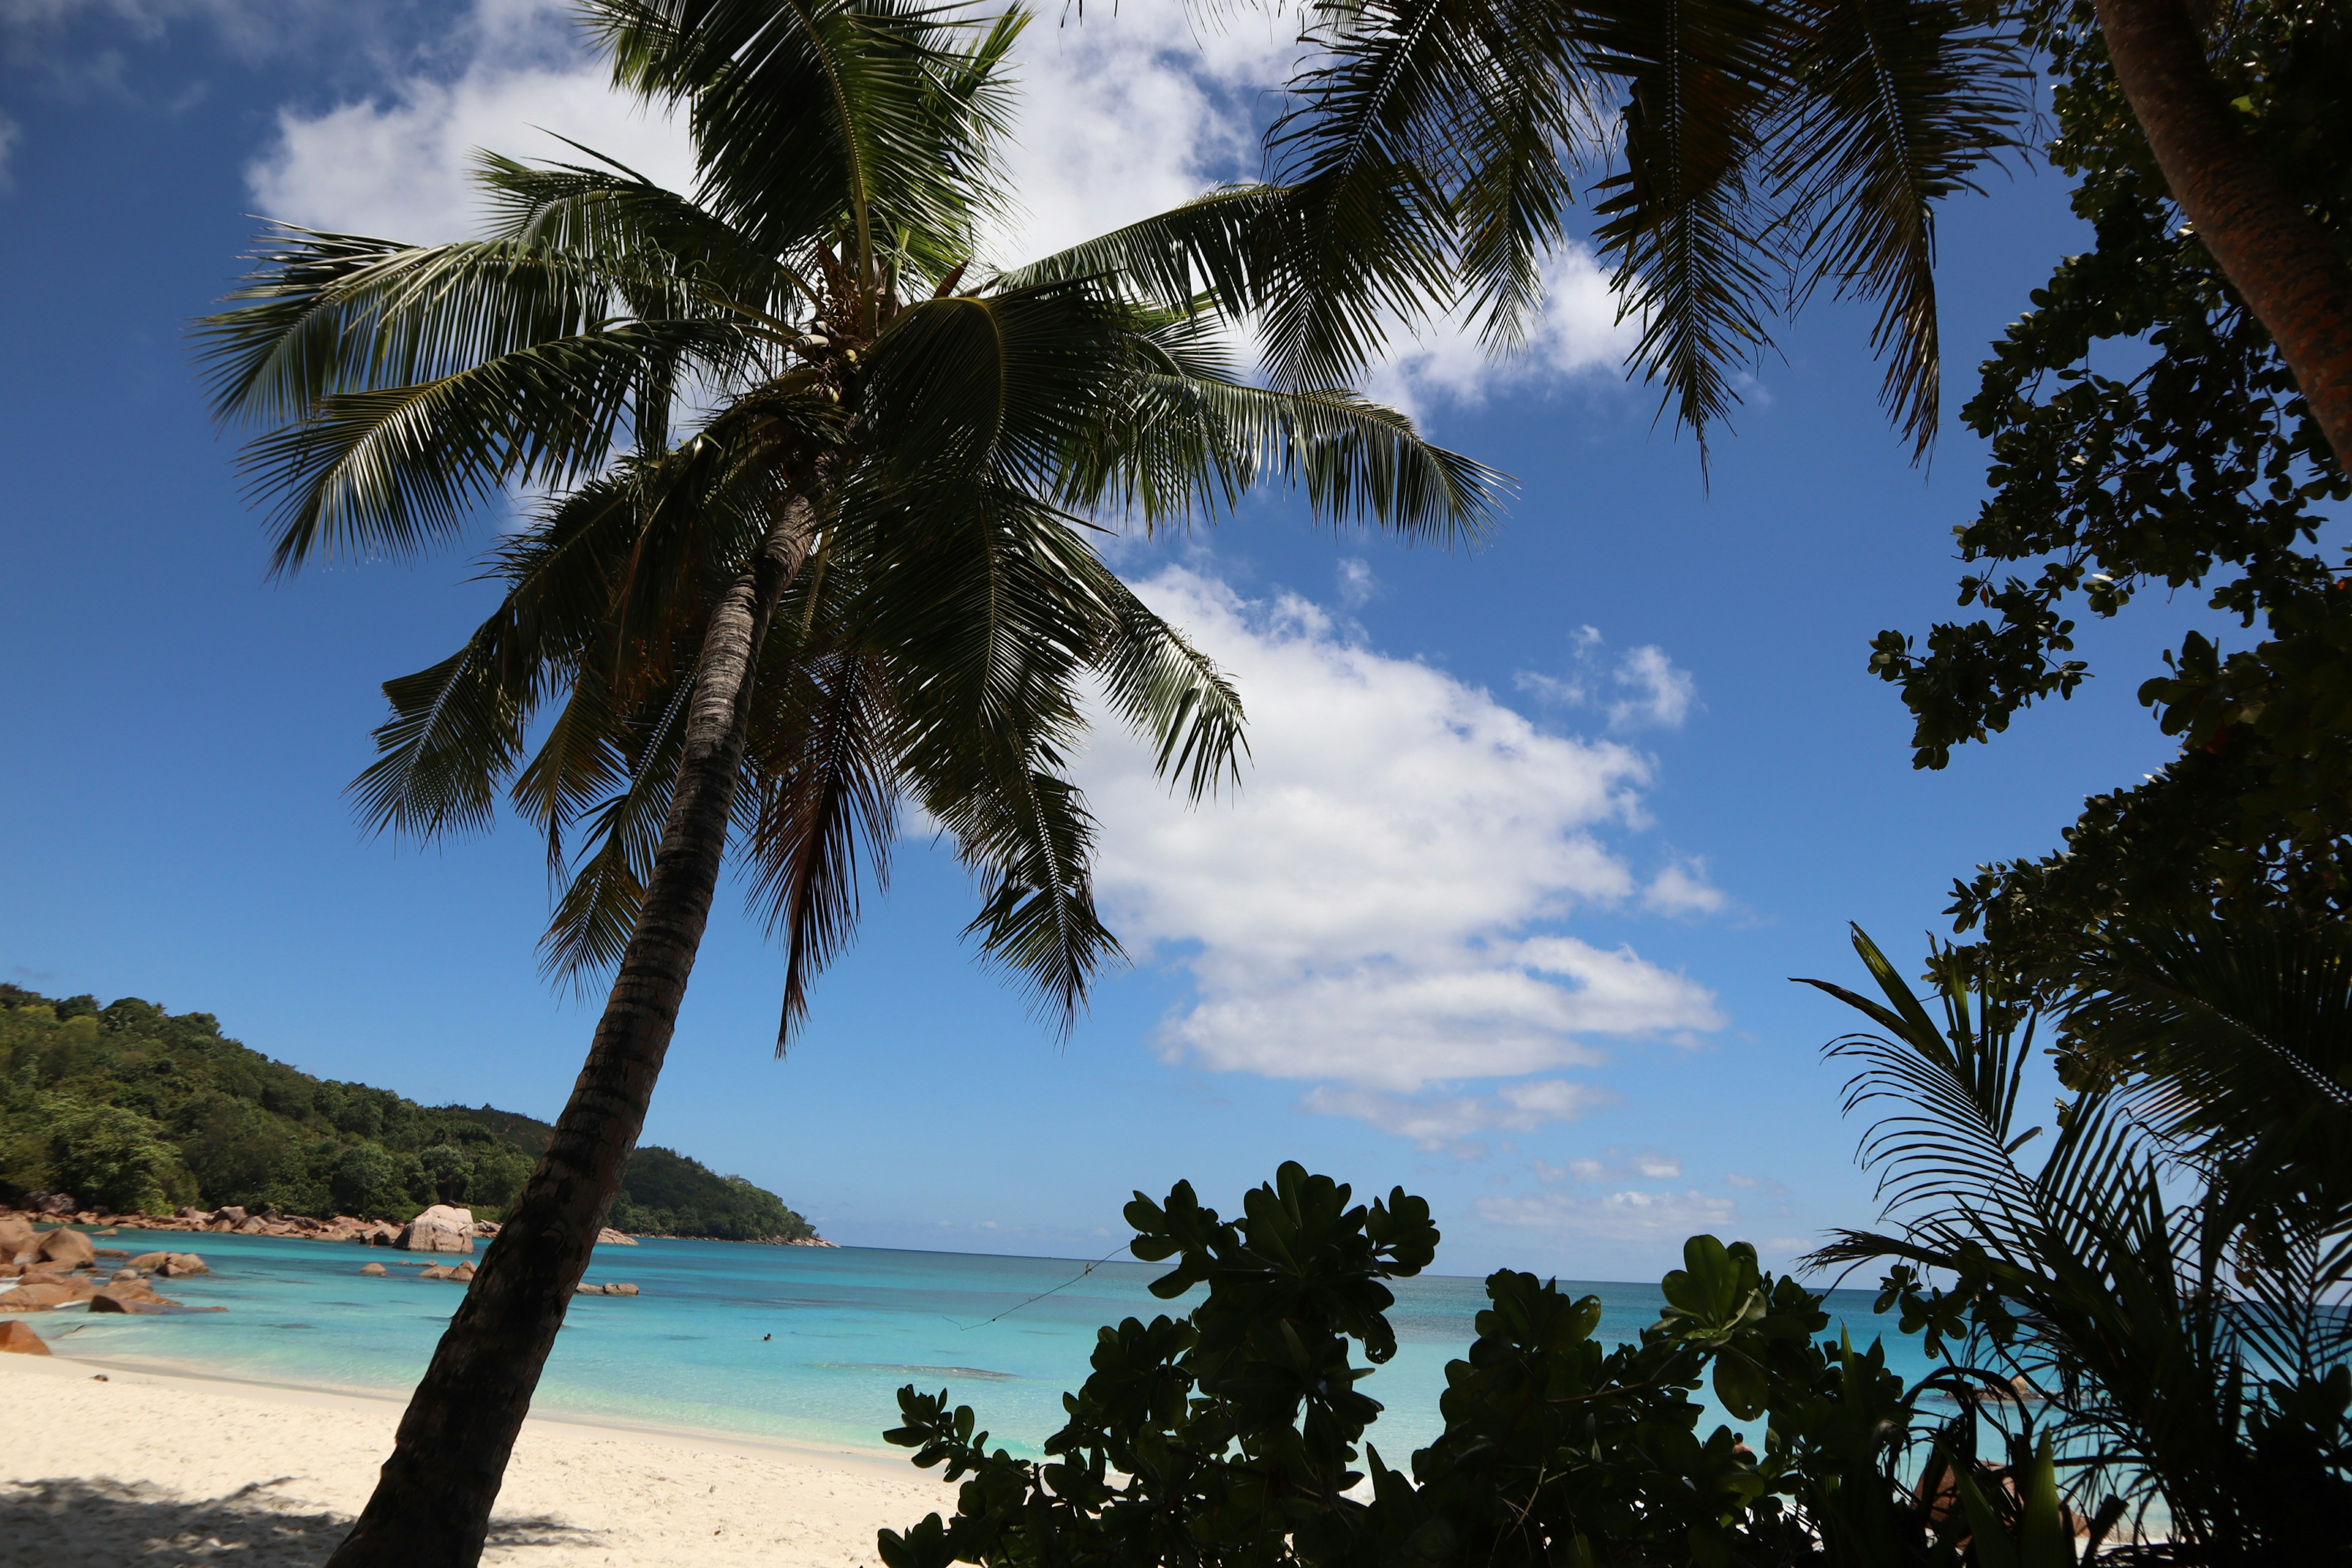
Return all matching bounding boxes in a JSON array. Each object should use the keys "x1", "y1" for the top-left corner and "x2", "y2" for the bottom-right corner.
[{"x1": 0, "y1": 0, "x2": 2198, "y2": 1279}]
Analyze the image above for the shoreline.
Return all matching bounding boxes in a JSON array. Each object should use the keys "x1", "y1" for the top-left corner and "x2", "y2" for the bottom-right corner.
[
  {"x1": 3, "y1": 1349, "x2": 955, "y2": 1567},
  {"x1": 22, "y1": 1334, "x2": 914, "y2": 1467}
]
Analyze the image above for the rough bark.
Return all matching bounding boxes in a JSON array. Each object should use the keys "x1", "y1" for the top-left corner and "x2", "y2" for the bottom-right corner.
[
  {"x1": 2092, "y1": 0, "x2": 2352, "y2": 473},
  {"x1": 323, "y1": 497, "x2": 815, "y2": 1568}
]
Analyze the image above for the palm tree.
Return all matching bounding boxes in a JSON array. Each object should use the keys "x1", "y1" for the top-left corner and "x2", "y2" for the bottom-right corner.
[
  {"x1": 200, "y1": 4, "x2": 1499, "y2": 1563},
  {"x1": 1800, "y1": 924, "x2": 2352, "y2": 1561},
  {"x1": 1231, "y1": 0, "x2": 2351, "y2": 472}
]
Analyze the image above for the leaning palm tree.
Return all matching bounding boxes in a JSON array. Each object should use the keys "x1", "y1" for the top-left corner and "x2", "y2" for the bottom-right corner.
[
  {"x1": 1799, "y1": 924, "x2": 2352, "y2": 1560},
  {"x1": 200, "y1": 4, "x2": 1498, "y2": 1564},
  {"x1": 1215, "y1": 0, "x2": 2350, "y2": 472}
]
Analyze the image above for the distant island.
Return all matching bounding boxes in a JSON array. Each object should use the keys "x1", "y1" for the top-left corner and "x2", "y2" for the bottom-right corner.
[{"x1": 0, "y1": 984, "x2": 820, "y2": 1243}]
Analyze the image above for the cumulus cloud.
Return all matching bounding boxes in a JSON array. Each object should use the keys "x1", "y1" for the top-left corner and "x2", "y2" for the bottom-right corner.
[
  {"x1": 247, "y1": 0, "x2": 694, "y2": 241},
  {"x1": 1517, "y1": 626, "x2": 1698, "y2": 733},
  {"x1": 1076, "y1": 567, "x2": 1724, "y2": 1095},
  {"x1": 1303, "y1": 1078, "x2": 1611, "y2": 1149},
  {"x1": 1642, "y1": 860, "x2": 1728, "y2": 918},
  {"x1": 1477, "y1": 1186, "x2": 1741, "y2": 1243},
  {"x1": 1365, "y1": 246, "x2": 1631, "y2": 419}
]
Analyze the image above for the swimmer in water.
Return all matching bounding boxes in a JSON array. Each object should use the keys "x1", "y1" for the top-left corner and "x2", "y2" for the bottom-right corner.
[{"x1": 763, "y1": 1333, "x2": 772, "y2": 1341}]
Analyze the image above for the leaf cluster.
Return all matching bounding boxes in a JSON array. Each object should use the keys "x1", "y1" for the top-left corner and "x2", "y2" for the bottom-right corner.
[
  {"x1": 1803, "y1": 923, "x2": 2352, "y2": 1561},
  {"x1": 1863, "y1": 0, "x2": 2352, "y2": 956},
  {"x1": 876, "y1": 1163, "x2": 2046, "y2": 1568},
  {"x1": 1238, "y1": 0, "x2": 2030, "y2": 454}
]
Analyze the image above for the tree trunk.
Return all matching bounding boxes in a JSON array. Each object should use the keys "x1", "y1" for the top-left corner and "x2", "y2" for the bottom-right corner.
[
  {"x1": 323, "y1": 499, "x2": 815, "y2": 1568},
  {"x1": 2092, "y1": 0, "x2": 2352, "y2": 473}
]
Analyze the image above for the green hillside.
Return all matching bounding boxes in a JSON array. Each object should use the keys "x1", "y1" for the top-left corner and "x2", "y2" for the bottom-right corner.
[{"x1": 0, "y1": 984, "x2": 816, "y2": 1241}]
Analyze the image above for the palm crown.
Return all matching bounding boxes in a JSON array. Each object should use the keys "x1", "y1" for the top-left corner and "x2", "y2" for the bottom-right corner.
[{"x1": 199, "y1": 0, "x2": 1500, "y2": 1044}]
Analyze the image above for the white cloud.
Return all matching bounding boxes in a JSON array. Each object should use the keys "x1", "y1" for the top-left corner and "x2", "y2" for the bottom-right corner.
[
  {"x1": 1303, "y1": 1078, "x2": 1611, "y2": 1148},
  {"x1": 0, "y1": 110, "x2": 18, "y2": 188},
  {"x1": 1724, "y1": 1172, "x2": 1761, "y2": 1188},
  {"x1": 1642, "y1": 860, "x2": 1727, "y2": 918},
  {"x1": 1537, "y1": 1148, "x2": 1684, "y2": 1183},
  {"x1": 1366, "y1": 246, "x2": 1631, "y2": 418},
  {"x1": 1477, "y1": 1186, "x2": 1741, "y2": 1243},
  {"x1": 1335, "y1": 557, "x2": 1379, "y2": 610},
  {"x1": 1517, "y1": 627, "x2": 1697, "y2": 733},
  {"x1": 979, "y1": 6, "x2": 1297, "y2": 268},
  {"x1": 1077, "y1": 567, "x2": 1723, "y2": 1093},
  {"x1": 247, "y1": 0, "x2": 694, "y2": 241}
]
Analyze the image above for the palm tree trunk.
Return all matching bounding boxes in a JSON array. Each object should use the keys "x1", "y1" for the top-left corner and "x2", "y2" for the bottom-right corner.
[
  {"x1": 324, "y1": 498, "x2": 815, "y2": 1568},
  {"x1": 2092, "y1": 0, "x2": 2352, "y2": 473}
]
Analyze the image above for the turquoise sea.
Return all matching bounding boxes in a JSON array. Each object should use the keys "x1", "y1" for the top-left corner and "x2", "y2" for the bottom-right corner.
[{"x1": 24, "y1": 1234, "x2": 1936, "y2": 1460}]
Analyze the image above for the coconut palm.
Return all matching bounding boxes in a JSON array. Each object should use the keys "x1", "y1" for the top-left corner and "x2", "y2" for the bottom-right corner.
[
  {"x1": 1800, "y1": 925, "x2": 2352, "y2": 1560},
  {"x1": 1230, "y1": 0, "x2": 2351, "y2": 472},
  {"x1": 200, "y1": 4, "x2": 1498, "y2": 1563}
]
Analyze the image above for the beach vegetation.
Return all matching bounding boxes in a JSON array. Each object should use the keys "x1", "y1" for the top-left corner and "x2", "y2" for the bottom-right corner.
[
  {"x1": 197, "y1": 0, "x2": 1493, "y2": 1556},
  {"x1": 1802, "y1": 922, "x2": 2352, "y2": 1556},
  {"x1": 0, "y1": 982, "x2": 810, "y2": 1238},
  {"x1": 883, "y1": 919, "x2": 2352, "y2": 1563}
]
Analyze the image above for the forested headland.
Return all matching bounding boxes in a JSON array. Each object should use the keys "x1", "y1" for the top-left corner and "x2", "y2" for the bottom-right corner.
[{"x1": 0, "y1": 983, "x2": 816, "y2": 1242}]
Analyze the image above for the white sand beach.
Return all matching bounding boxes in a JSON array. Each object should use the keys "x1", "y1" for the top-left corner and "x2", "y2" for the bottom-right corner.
[{"x1": 1, "y1": 1351, "x2": 960, "y2": 1567}]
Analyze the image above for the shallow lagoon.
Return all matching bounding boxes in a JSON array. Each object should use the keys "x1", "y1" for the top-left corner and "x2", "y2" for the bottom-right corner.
[{"x1": 35, "y1": 1233, "x2": 1935, "y2": 1458}]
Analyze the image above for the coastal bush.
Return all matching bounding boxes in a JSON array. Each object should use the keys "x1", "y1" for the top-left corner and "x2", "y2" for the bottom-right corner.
[
  {"x1": 883, "y1": 927, "x2": 2352, "y2": 1562},
  {"x1": 331, "y1": 1144, "x2": 404, "y2": 1217},
  {"x1": 0, "y1": 983, "x2": 814, "y2": 1236},
  {"x1": 880, "y1": 1164, "x2": 2000, "y2": 1568},
  {"x1": 44, "y1": 1098, "x2": 189, "y2": 1214}
]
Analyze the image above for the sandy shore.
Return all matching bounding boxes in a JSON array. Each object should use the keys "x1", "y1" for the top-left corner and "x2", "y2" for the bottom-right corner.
[{"x1": 1, "y1": 1351, "x2": 959, "y2": 1566}]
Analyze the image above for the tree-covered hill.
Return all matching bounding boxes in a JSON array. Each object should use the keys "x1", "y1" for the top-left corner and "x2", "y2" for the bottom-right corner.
[{"x1": 0, "y1": 984, "x2": 816, "y2": 1241}]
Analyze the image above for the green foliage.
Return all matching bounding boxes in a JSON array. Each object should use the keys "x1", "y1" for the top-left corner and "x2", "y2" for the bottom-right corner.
[
  {"x1": 0, "y1": 984, "x2": 813, "y2": 1237},
  {"x1": 44, "y1": 1099, "x2": 190, "y2": 1215},
  {"x1": 1864, "y1": 0, "x2": 2352, "y2": 959},
  {"x1": 197, "y1": 0, "x2": 1501, "y2": 1053},
  {"x1": 878, "y1": 1164, "x2": 2015, "y2": 1568},
  {"x1": 1803, "y1": 924, "x2": 2352, "y2": 1559},
  {"x1": 1236, "y1": 0, "x2": 2029, "y2": 454},
  {"x1": 608, "y1": 1146, "x2": 812, "y2": 1242}
]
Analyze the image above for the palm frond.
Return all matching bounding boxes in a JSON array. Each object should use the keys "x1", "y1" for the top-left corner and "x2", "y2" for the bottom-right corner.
[
  {"x1": 1768, "y1": 0, "x2": 2026, "y2": 453},
  {"x1": 739, "y1": 643, "x2": 902, "y2": 1049},
  {"x1": 1581, "y1": 0, "x2": 1779, "y2": 448},
  {"x1": 538, "y1": 673, "x2": 695, "y2": 982},
  {"x1": 1090, "y1": 579, "x2": 1250, "y2": 802}
]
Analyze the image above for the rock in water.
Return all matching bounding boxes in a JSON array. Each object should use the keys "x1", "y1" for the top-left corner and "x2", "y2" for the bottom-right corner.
[
  {"x1": 0, "y1": 1215, "x2": 32, "y2": 1262},
  {"x1": 0, "y1": 1321, "x2": 50, "y2": 1355},
  {"x1": 417, "y1": 1264, "x2": 458, "y2": 1281},
  {"x1": 125, "y1": 1252, "x2": 172, "y2": 1271},
  {"x1": 451, "y1": 1262, "x2": 477, "y2": 1283},
  {"x1": 154, "y1": 1253, "x2": 209, "y2": 1277},
  {"x1": 595, "y1": 1228, "x2": 639, "y2": 1246},
  {"x1": 574, "y1": 1283, "x2": 609, "y2": 1295},
  {"x1": 395, "y1": 1205, "x2": 477, "y2": 1254},
  {"x1": 605, "y1": 1282, "x2": 640, "y2": 1296},
  {"x1": 360, "y1": 1262, "x2": 388, "y2": 1276},
  {"x1": 1, "y1": 1280, "x2": 96, "y2": 1311},
  {"x1": 32, "y1": 1228, "x2": 96, "y2": 1268}
]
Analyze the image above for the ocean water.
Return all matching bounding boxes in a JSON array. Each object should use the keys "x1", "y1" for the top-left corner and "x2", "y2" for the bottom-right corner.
[{"x1": 23, "y1": 1234, "x2": 1934, "y2": 1463}]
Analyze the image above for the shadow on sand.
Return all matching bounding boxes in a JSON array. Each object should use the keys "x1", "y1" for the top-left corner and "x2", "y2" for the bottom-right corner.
[{"x1": 1, "y1": 1476, "x2": 598, "y2": 1564}]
